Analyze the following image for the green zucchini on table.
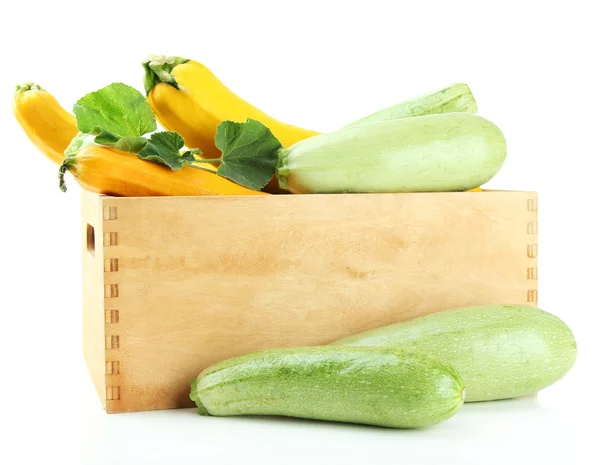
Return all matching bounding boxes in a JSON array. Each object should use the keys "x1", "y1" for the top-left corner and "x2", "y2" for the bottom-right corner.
[
  {"x1": 190, "y1": 346, "x2": 465, "y2": 428},
  {"x1": 331, "y1": 305, "x2": 577, "y2": 402},
  {"x1": 345, "y1": 83, "x2": 477, "y2": 127}
]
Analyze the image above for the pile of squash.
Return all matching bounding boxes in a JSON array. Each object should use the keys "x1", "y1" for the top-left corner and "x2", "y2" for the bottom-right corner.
[{"x1": 13, "y1": 55, "x2": 487, "y2": 196}]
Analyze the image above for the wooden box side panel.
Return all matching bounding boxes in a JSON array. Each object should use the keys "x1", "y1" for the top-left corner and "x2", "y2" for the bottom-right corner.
[
  {"x1": 93, "y1": 191, "x2": 537, "y2": 413},
  {"x1": 526, "y1": 196, "x2": 538, "y2": 304},
  {"x1": 99, "y1": 197, "x2": 124, "y2": 413},
  {"x1": 81, "y1": 190, "x2": 107, "y2": 409}
]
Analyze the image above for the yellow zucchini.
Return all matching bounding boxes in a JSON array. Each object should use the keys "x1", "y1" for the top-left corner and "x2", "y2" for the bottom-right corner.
[
  {"x1": 13, "y1": 83, "x2": 78, "y2": 164},
  {"x1": 143, "y1": 55, "x2": 319, "y2": 160},
  {"x1": 59, "y1": 146, "x2": 267, "y2": 197}
]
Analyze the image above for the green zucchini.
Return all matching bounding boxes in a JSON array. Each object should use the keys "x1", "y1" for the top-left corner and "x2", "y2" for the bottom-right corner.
[
  {"x1": 345, "y1": 83, "x2": 477, "y2": 127},
  {"x1": 275, "y1": 112, "x2": 506, "y2": 194},
  {"x1": 331, "y1": 305, "x2": 577, "y2": 402},
  {"x1": 190, "y1": 346, "x2": 465, "y2": 428}
]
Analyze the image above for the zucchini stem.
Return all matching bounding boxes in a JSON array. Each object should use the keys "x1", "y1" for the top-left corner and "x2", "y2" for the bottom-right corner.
[
  {"x1": 190, "y1": 158, "x2": 222, "y2": 164},
  {"x1": 185, "y1": 162, "x2": 221, "y2": 174},
  {"x1": 142, "y1": 55, "x2": 189, "y2": 95},
  {"x1": 58, "y1": 156, "x2": 76, "y2": 192},
  {"x1": 15, "y1": 82, "x2": 43, "y2": 95}
]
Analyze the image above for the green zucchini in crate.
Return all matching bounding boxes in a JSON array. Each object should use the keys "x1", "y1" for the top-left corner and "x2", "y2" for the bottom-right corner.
[
  {"x1": 345, "y1": 83, "x2": 477, "y2": 127},
  {"x1": 275, "y1": 112, "x2": 506, "y2": 194},
  {"x1": 331, "y1": 305, "x2": 577, "y2": 402},
  {"x1": 190, "y1": 346, "x2": 465, "y2": 428}
]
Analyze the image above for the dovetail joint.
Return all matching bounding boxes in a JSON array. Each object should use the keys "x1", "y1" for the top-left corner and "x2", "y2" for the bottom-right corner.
[
  {"x1": 527, "y1": 221, "x2": 538, "y2": 235},
  {"x1": 104, "y1": 284, "x2": 119, "y2": 298},
  {"x1": 103, "y1": 232, "x2": 118, "y2": 247},
  {"x1": 527, "y1": 244, "x2": 538, "y2": 259},
  {"x1": 104, "y1": 258, "x2": 119, "y2": 272},
  {"x1": 527, "y1": 289, "x2": 538, "y2": 303},
  {"x1": 103, "y1": 206, "x2": 118, "y2": 220},
  {"x1": 106, "y1": 361, "x2": 120, "y2": 375},
  {"x1": 527, "y1": 267, "x2": 538, "y2": 280},
  {"x1": 106, "y1": 386, "x2": 120, "y2": 401},
  {"x1": 527, "y1": 198, "x2": 538, "y2": 212},
  {"x1": 105, "y1": 310, "x2": 119, "y2": 324},
  {"x1": 105, "y1": 335, "x2": 120, "y2": 350}
]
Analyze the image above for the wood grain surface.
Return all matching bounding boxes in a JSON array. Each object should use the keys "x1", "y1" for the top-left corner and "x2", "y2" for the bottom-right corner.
[{"x1": 81, "y1": 190, "x2": 538, "y2": 413}]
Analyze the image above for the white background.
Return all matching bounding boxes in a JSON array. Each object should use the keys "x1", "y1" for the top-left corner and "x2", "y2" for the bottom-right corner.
[{"x1": 0, "y1": 1, "x2": 598, "y2": 464}]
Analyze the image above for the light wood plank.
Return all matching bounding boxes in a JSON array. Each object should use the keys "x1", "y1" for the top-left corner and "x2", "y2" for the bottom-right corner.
[{"x1": 83, "y1": 190, "x2": 538, "y2": 412}]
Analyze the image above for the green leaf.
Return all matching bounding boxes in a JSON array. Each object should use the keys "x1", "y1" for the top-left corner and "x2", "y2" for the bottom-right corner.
[
  {"x1": 215, "y1": 119, "x2": 281, "y2": 190},
  {"x1": 94, "y1": 129, "x2": 148, "y2": 154},
  {"x1": 73, "y1": 82, "x2": 156, "y2": 141},
  {"x1": 113, "y1": 137, "x2": 148, "y2": 154},
  {"x1": 138, "y1": 131, "x2": 199, "y2": 170}
]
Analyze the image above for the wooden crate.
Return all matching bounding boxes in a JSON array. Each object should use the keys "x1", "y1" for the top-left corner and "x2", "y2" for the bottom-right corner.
[{"x1": 81, "y1": 189, "x2": 538, "y2": 413}]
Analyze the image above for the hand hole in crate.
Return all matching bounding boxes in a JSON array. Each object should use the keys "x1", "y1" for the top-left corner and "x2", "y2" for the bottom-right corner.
[{"x1": 86, "y1": 224, "x2": 95, "y2": 256}]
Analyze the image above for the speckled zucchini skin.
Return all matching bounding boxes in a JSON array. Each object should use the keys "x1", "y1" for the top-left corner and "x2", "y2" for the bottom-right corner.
[
  {"x1": 344, "y1": 83, "x2": 477, "y2": 128},
  {"x1": 332, "y1": 305, "x2": 577, "y2": 402},
  {"x1": 190, "y1": 346, "x2": 465, "y2": 428},
  {"x1": 276, "y1": 112, "x2": 506, "y2": 194}
]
